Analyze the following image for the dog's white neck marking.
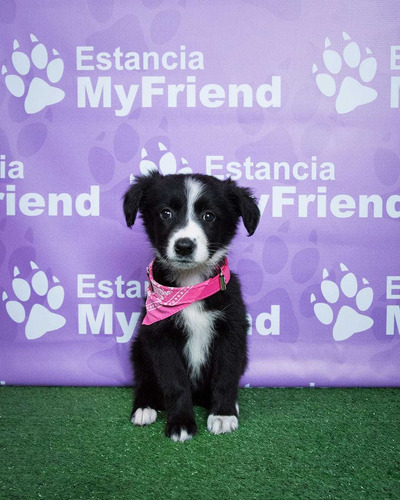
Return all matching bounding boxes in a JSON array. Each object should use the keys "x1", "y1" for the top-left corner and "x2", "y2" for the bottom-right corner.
[
  {"x1": 177, "y1": 269, "x2": 206, "y2": 287},
  {"x1": 179, "y1": 302, "x2": 221, "y2": 382},
  {"x1": 178, "y1": 268, "x2": 225, "y2": 382}
]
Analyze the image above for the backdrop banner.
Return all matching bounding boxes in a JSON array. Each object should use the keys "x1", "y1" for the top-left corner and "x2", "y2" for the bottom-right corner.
[{"x1": 0, "y1": 0, "x2": 399, "y2": 387}]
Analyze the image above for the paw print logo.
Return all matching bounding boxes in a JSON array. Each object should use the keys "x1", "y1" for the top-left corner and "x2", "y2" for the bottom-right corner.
[
  {"x1": 140, "y1": 142, "x2": 193, "y2": 176},
  {"x1": 2, "y1": 261, "x2": 66, "y2": 340},
  {"x1": 312, "y1": 32, "x2": 377, "y2": 114},
  {"x1": 2, "y1": 34, "x2": 65, "y2": 114},
  {"x1": 311, "y1": 263, "x2": 374, "y2": 341}
]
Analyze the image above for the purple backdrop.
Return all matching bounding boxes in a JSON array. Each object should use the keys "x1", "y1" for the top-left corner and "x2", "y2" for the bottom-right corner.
[{"x1": 0, "y1": 0, "x2": 399, "y2": 387}]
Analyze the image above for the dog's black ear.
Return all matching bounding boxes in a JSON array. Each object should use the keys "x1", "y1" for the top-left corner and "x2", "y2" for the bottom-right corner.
[
  {"x1": 225, "y1": 179, "x2": 260, "y2": 236},
  {"x1": 123, "y1": 182, "x2": 141, "y2": 227},
  {"x1": 123, "y1": 172, "x2": 159, "y2": 227}
]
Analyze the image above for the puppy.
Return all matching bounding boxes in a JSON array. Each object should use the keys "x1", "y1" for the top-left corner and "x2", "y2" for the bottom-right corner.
[{"x1": 123, "y1": 171, "x2": 260, "y2": 442}]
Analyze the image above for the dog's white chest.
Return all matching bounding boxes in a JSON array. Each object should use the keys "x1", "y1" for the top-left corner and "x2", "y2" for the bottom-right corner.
[{"x1": 179, "y1": 301, "x2": 218, "y2": 381}]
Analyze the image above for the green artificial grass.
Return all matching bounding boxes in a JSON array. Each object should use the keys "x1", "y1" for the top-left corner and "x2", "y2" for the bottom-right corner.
[{"x1": 1, "y1": 387, "x2": 399, "y2": 500}]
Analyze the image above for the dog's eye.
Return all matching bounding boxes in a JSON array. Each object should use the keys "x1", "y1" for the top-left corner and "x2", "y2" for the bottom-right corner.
[
  {"x1": 160, "y1": 208, "x2": 173, "y2": 220},
  {"x1": 202, "y1": 212, "x2": 215, "y2": 222}
]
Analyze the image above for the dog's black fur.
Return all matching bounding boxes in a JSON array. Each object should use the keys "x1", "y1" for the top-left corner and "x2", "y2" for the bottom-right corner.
[{"x1": 123, "y1": 171, "x2": 260, "y2": 441}]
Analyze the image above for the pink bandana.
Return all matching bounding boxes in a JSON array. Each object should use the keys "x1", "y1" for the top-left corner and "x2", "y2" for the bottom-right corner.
[{"x1": 143, "y1": 258, "x2": 231, "y2": 325}]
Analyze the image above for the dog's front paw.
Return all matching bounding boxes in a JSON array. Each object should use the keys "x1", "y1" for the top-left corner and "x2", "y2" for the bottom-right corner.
[
  {"x1": 207, "y1": 414, "x2": 238, "y2": 434},
  {"x1": 165, "y1": 419, "x2": 197, "y2": 442}
]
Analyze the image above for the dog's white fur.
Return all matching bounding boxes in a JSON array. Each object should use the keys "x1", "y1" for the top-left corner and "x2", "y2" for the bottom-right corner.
[
  {"x1": 179, "y1": 304, "x2": 222, "y2": 382},
  {"x1": 131, "y1": 407, "x2": 157, "y2": 426},
  {"x1": 167, "y1": 179, "x2": 209, "y2": 264}
]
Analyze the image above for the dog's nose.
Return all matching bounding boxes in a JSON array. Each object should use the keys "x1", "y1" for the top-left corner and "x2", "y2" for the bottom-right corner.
[{"x1": 174, "y1": 238, "x2": 195, "y2": 256}]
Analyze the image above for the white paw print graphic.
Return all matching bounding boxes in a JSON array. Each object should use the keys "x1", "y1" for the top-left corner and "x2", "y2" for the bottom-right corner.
[
  {"x1": 3, "y1": 261, "x2": 66, "y2": 340},
  {"x1": 2, "y1": 34, "x2": 65, "y2": 114},
  {"x1": 313, "y1": 32, "x2": 377, "y2": 114},
  {"x1": 140, "y1": 142, "x2": 193, "y2": 176},
  {"x1": 311, "y1": 263, "x2": 374, "y2": 341}
]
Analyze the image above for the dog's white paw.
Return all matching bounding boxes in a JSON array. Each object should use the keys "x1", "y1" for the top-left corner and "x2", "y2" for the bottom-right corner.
[
  {"x1": 207, "y1": 414, "x2": 238, "y2": 434},
  {"x1": 170, "y1": 429, "x2": 193, "y2": 443},
  {"x1": 131, "y1": 407, "x2": 157, "y2": 426}
]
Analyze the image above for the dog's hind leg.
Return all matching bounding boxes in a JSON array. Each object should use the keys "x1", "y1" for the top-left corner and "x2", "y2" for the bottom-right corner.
[
  {"x1": 131, "y1": 332, "x2": 197, "y2": 441},
  {"x1": 131, "y1": 406, "x2": 157, "y2": 426},
  {"x1": 131, "y1": 380, "x2": 164, "y2": 426},
  {"x1": 131, "y1": 339, "x2": 164, "y2": 426}
]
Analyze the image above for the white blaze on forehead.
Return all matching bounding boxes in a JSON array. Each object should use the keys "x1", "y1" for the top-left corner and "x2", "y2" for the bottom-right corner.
[
  {"x1": 185, "y1": 177, "x2": 203, "y2": 221},
  {"x1": 167, "y1": 178, "x2": 209, "y2": 263}
]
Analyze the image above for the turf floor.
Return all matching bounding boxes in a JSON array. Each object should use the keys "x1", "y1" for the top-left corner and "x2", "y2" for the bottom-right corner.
[{"x1": 1, "y1": 387, "x2": 399, "y2": 500}]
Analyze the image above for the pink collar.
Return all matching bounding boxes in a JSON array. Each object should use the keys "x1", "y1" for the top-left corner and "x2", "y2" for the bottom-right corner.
[{"x1": 142, "y1": 258, "x2": 230, "y2": 325}]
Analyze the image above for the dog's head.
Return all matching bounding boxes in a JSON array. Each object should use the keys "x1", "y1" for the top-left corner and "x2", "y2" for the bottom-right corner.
[{"x1": 123, "y1": 172, "x2": 260, "y2": 270}]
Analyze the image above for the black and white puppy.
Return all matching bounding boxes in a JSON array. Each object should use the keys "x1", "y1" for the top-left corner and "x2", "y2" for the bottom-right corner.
[{"x1": 123, "y1": 171, "x2": 260, "y2": 442}]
